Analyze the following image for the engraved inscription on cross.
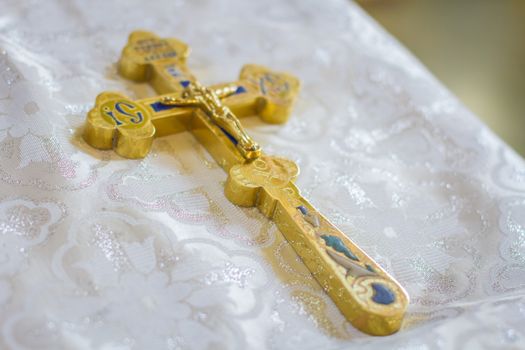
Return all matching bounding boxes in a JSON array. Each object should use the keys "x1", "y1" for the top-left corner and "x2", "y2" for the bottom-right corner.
[{"x1": 82, "y1": 31, "x2": 408, "y2": 336}]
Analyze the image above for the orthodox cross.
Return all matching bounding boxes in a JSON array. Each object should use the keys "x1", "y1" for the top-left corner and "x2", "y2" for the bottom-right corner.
[{"x1": 83, "y1": 31, "x2": 408, "y2": 336}]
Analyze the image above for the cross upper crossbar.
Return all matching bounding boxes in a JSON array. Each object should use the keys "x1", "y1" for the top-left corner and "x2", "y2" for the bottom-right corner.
[{"x1": 82, "y1": 31, "x2": 408, "y2": 336}]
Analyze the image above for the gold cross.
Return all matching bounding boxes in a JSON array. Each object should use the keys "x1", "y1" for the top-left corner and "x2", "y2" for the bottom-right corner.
[{"x1": 83, "y1": 31, "x2": 408, "y2": 336}]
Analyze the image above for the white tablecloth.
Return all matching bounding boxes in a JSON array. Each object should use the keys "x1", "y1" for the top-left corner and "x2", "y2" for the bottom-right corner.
[{"x1": 0, "y1": 0, "x2": 524, "y2": 349}]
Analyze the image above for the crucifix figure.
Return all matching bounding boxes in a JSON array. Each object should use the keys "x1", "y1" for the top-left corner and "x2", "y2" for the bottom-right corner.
[{"x1": 83, "y1": 31, "x2": 408, "y2": 336}]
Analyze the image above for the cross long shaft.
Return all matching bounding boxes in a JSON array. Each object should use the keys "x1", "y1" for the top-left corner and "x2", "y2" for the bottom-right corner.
[
  {"x1": 223, "y1": 156, "x2": 409, "y2": 335},
  {"x1": 185, "y1": 107, "x2": 409, "y2": 336}
]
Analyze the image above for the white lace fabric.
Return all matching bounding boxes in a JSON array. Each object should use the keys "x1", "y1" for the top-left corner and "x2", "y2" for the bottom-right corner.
[{"x1": 0, "y1": 0, "x2": 524, "y2": 349}]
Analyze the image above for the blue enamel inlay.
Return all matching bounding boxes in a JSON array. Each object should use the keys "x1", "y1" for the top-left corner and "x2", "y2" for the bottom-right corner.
[
  {"x1": 235, "y1": 86, "x2": 247, "y2": 94},
  {"x1": 114, "y1": 101, "x2": 143, "y2": 124},
  {"x1": 180, "y1": 80, "x2": 191, "y2": 88},
  {"x1": 150, "y1": 102, "x2": 177, "y2": 112},
  {"x1": 371, "y1": 283, "x2": 396, "y2": 305},
  {"x1": 219, "y1": 127, "x2": 238, "y2": 145},
  {"x1": 166, "y1": 66, "x2": 180, "y2": 77},
  {"x1": 366, "y1": 264, "x2": 376, "y2": 273},
  {"x1": 320, "y1": 235, "x2": 359, "y2": 261},
  {"x1": 297, "y1": 205, "x2": 308, "y2": 216}
]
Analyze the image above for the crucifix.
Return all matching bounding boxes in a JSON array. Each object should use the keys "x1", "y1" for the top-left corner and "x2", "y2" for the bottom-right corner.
[{"x1": 83, "y1": 31, "x2": 408, "y2": 336}]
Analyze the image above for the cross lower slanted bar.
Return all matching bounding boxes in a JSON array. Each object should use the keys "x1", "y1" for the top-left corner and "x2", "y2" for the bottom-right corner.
[{"x1": 82, "y1": 31, "x2": 408, "y2": 336}]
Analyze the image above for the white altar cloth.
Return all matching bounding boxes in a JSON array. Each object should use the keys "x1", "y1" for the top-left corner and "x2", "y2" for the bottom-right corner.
[{"x1": 0, "y1": 0, "x2": 524, "y2": 349}]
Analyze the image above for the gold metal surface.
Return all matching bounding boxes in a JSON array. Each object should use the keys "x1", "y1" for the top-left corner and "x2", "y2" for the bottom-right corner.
[
  {"x1": 160, "y1": 80, "x2": 261, "y2": 161},
  {"x1": 119, "y1": 31, "x2": 300, "y2": 124},
  {"x1": 82, "y1": 30, "x2": 409, "y2": 336},
  {"x1": 225, "y1": 155, "x2": 408, "y2": 335}
]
